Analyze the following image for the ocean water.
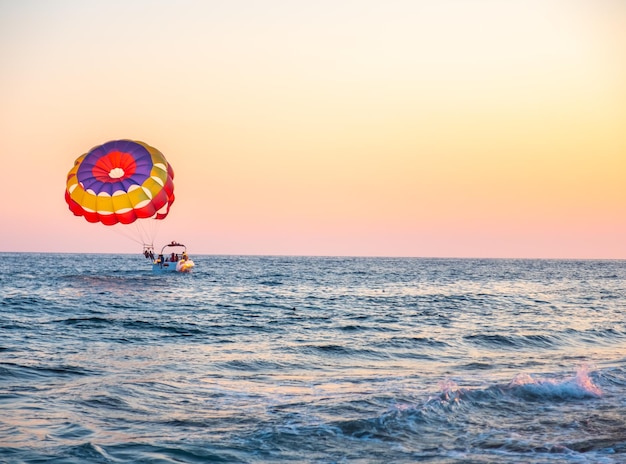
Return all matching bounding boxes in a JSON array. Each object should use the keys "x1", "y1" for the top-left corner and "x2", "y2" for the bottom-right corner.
[{"x1": 1, "y1": 254, "x2": 626, "y2": 463}]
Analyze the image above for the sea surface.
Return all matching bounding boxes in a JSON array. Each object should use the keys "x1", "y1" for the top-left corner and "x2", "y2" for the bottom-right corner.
[{"x1": 1, "y1": 254, "x2": 626, "y2": 463}]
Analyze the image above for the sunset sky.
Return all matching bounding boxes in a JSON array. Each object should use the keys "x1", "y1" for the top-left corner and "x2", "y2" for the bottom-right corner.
[{"x1": 1, "y1": 0, "x2": 624, "y2": 258}]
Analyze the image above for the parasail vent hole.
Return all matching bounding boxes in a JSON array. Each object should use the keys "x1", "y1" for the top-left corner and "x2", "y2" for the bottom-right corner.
[{"x1": 109, "y1": 168, "x2": 125, "y2": 179}]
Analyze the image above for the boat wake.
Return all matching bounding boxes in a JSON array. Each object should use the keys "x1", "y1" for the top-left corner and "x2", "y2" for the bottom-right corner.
[{"x1": 176, "y1": 259, "x2": 195, "y2": 272}]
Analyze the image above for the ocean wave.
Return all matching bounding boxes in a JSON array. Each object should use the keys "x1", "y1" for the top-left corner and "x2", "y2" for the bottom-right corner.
[
  {"x1": 434, "y1": 366, "x2": 602, "y2": 405},
  {"x1": 0, "y1": 361, "x2": 95, "y2": 380},
  {"x1": 54, "y1": 316, "x2": 206, "y2": 339},
  {"x1": 80, "y1": 397, "x2": 130, "y2": 416},
  {"x1": 1, "y1": 295, "x2": 44, "y2": 308},
  {"x1": 299, "y1": 344, "x2": 389, "y2": 360},
  {"x1": 215, "y1": 358, "x2": 299, "y2": 372},
  {"x1": 378, "y1": 336, "x2": 450, "y2": 349},
  {"x1": 58, "y1": 316, "x2": 113, "y2": 327},
  {"x1": 463, "y1": 333, "x2": 563, "y2": 349}
]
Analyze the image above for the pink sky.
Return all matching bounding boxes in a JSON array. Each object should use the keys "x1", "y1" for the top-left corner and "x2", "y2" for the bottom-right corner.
[{"x1": 1, "y1": 0, "x2": 625, "y2": 258}]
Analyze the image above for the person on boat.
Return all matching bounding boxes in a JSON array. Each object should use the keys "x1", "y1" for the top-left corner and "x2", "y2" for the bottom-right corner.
[
  {"x1": 182, "y1": 252, "x2": 188, "y2": 261},
  {"x1": 171, "y1": 252, "x2": 176, "y2": 262}
]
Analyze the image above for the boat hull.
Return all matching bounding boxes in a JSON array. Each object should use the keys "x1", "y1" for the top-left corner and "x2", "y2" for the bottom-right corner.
[
  {"x1": 152, "y1": 259, "x2": 195, "y2": 273},
  {"x1": 152, "y1": 261, "x2": 179, "y2": 273}
]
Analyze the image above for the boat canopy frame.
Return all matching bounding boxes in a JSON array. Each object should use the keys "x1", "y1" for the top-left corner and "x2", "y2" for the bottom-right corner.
[{"x1": 159, "y1": 241, "x2": 187, "y2": 255}]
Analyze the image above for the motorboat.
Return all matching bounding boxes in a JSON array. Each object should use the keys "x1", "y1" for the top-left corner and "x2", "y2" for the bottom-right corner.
[{"x1": 147, "y1": 241, "x2": 195, "y2": 273}]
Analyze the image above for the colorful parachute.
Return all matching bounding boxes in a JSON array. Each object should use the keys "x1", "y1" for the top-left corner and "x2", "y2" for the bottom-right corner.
[{"x1": 65, "y1": 139, "x2": 175, "y2": 226}]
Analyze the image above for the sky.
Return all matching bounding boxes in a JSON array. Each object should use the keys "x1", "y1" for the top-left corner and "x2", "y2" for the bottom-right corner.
[{"x1": 1, "y1": 0, "x2": 625, "y2": 258}]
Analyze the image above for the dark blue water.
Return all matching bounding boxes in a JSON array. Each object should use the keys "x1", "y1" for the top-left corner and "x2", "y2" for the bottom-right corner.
[{"x1": 1, "y1": 254, "x2": 626, "y2": 463}]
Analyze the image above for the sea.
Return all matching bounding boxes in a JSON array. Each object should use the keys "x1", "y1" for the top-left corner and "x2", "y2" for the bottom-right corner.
[{"x1": 1, "y1": 253, "x2": 626, "y2": 463}]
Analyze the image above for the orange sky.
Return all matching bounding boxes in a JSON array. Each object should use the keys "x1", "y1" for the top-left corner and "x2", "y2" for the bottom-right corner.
[{"x1": 1, "y1": 0, "x2": 625, "y2": 257}]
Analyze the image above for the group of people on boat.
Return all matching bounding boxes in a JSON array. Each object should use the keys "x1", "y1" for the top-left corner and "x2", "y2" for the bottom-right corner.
[
  {"x1": 165, "y1": 252, "x2": 188, "y2": 262},
  {"x1": 153, "y1": 252, "x2": 188, "y2": 263}
]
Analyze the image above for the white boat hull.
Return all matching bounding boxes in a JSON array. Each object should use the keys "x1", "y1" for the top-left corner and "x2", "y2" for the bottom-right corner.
[
  {"x1": 152, "y1": 261, "x2": 178, "y2": 273},
  {"x1": 152, "y1": 259, "x2": 195, "y2": 273}
]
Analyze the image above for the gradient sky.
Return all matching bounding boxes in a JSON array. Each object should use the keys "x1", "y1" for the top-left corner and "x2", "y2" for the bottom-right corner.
[{"x1": 1, "y1": 0, "x2": 624, "y2": 257}]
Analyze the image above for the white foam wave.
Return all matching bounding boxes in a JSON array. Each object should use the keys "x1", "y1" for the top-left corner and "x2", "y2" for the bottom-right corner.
[
  {"x1": 434, "y1": 365, "x2": 602, "y2": 406},
  {"x1": 508, "y1": 365, "x2": 602, "y2": 399}
]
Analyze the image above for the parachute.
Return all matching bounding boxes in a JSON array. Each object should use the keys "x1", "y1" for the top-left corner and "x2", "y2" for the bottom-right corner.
[{"x1": 65, "y1": 139, "x2": 175, "y2": 249}]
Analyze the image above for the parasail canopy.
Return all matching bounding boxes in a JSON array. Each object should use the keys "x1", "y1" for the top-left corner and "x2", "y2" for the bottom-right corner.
[{"x1": 65, "y1": 139, "x2": 175, "y2": 226}]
